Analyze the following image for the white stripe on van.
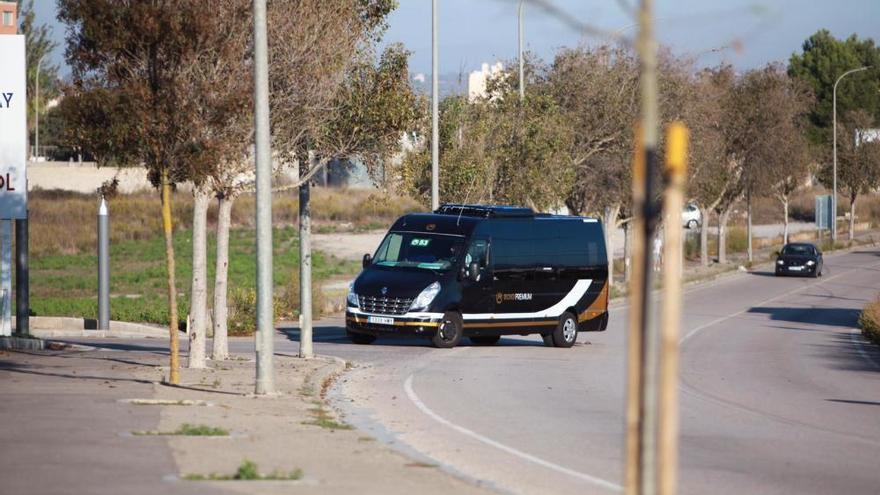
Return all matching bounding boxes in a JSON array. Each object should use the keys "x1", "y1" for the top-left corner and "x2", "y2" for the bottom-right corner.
[
  {"x1": 462, "y1": 279, "x2": 592, "y2": 320},
  {"x1": 349, "y1": 279, "x2": 593, "y2": 321}
]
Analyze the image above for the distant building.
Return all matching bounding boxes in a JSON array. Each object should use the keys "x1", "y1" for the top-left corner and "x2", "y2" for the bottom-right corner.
[
  {"x1": 0, "y1": 1, "x2": 16, "y2": 35},
  {"x1": 468, "y1": 62, "x2": 504, "y2": 103}
]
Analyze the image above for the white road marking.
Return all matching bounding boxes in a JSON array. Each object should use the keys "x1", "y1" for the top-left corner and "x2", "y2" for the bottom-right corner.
[{"x1": 404, "y1": 374, "x2": 623, "y2": 493}]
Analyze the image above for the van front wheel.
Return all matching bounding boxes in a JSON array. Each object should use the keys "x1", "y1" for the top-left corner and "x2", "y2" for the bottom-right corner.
[
  {"x1": 551, "y1": 312, "x2": 579, "y2": 348},
  {"x1": 432, "y1": 312, "x2": 463, "y2": 348}
]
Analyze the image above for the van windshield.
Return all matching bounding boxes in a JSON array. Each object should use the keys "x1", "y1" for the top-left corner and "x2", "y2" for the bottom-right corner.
[{"x1": 373, "y1": 232, "x2": 465, "y2": 271}]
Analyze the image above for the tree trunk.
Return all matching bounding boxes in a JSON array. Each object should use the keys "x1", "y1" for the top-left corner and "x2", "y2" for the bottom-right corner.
[
  {"x1": 699, "y1": 207, "x2": 710, "y2": 267},
  {"x1": 211, "y1": 194, "x2": 234, "y2": 361},
  {"x1": 603, "y1": 204, "x2": 620, "y2": 289},
  {"x1": 299, "y1": 153, "x2": 315, "y2": 359},
  {"x1": 187, "y1": 186, "x2": 210, "y2": 369},
  {"x1": 718, "y1": 207, "x2": 732, "y2": 264},
  {"x1": 623, "y1": 221, "x2": 632, "y2": 283},
  {"x1": 746, "y1": 188, "x2": 753, "y2": 263},
  {"x1": 849, "y1": 193, "x2": 858, "y2": 242},
  {"x1": 160, "y1": 169, "x2": 180, "y2": 385},
  {"x1": 782, "y1": 196, "x2": 789, "y2": 245}
]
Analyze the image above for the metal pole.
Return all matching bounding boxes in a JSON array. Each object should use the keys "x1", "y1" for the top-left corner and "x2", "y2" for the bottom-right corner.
[
  {"x1": 518, "y1": 0, "x2": 524, "y2": 101},
  {"x1": 253, "y1": 0, "x2": 275, "y2": 395},
  {"x1": 35, "y1": 54, "x2": 44, "y2": 160},
  {"x1": 15, "y1": 215, "x2": 28, "y2": 336},
  {"x1": 299, "y1": 153, "x2": 314, "y2": 359},
  {"x1": 1, "y1": 221, "x2": 11, "y2": 336},
  {"x1": 747, "y1": 188, "x2": 753, "y2": 262},
  {"x1": 832, "y1": 66, "x2": 870, "y2": 243},
  {"x1": 98, "y1": 197, "x2": 110, "y2": 330},
  {"x1": 431, "y1": 0, "x2": 440, "y2": 211}
]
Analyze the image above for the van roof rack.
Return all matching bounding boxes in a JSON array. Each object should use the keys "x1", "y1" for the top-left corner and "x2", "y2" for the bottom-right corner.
[{"x1": 434, "y1": 204, "x2": 535, "y2": 218}]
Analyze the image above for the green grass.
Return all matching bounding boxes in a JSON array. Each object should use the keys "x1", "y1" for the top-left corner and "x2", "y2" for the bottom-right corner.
[
  {"x1": 132, "y1": 423, "x2": 229, "y2": 437},
  {"x1": 29, "y1": 226, "x2": 359, "y2": 326},
  {"x1": 184, "y1": 460, "x2": 303, "y2": 481},
  {"x1": 303, "y1": 404, "x2": 352, "y2": 430}
]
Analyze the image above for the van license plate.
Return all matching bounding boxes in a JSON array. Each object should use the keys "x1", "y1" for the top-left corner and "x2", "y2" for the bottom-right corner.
[
  {"x1": 368, "y1": 316, "x2": 394, "y2": 325},
  {"x1": 788, "y1": 266, "x2": 803, "y2": 271}
]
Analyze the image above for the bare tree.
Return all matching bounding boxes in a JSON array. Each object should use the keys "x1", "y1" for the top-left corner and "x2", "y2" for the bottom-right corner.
[
  {"x1": 173, "y1": 0, "x2": 253, "y2": 367},
  {"x1": 58, "y1": 0, "x2": 216, "y2": 384},
  {"x1": 684, "y1": 66, "x2": 739, "y2": 266},
  {"x1": 828, "y1": 110, "x2": 880, "y2": 241}
]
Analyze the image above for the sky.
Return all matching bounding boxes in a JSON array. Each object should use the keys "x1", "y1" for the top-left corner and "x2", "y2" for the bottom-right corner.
[{"x1": 33, "y1": 0, "x2": 880, "y2": 79}]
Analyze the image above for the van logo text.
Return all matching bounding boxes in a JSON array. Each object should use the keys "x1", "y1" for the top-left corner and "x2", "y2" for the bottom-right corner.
[
  {"x1": 496, "y1": 292, "x2": 532, "y2": 303},
  {"x1": 1, "y1": 92, "x2": 12, "y2": 108}
]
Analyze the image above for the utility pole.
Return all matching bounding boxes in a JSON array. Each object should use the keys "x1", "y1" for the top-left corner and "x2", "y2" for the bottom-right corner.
[
  {"x1": 626, "y1": 0, "x2": 661, "y2": 493},
  {"x1": 832, "y1": 66, "x2": 870, "y2": 243},
  {"x1": 431, "y1": 0, "x2": 439, "y2": 210},
  {"x1": 252, "y1": 0, "x2": 275, "y2": 395},
  {"x1": 34, "y1": 54, "x2": 45, "y2": 160},
  {"x1": 518, "y1": 0, "x2": 525, "y2": 101}
]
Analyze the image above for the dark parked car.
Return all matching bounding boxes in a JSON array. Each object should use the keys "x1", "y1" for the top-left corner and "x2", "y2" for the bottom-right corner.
[{"x1": 775, "y1": 243, "x2": 823, "y2": 277}]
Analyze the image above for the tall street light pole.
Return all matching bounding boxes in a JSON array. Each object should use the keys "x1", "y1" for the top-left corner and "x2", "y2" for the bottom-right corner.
[
  {"x1": 832, "y1": 65, "x2": 870, "y2": 243},
  {"x1": 252, "y1": 0, "x2": 275, "y2": 395},
  {"x1": 431, "y1": 0, "x2": 439, "y2": 211},
  {"x1": 34, "y1": 53, "x2": 45, "y2": 160},
  {"x1": 518, "y1": 0, "x2": 524, "y2": 101}
]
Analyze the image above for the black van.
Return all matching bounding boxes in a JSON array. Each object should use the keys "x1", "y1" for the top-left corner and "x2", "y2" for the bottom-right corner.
[{"x1": 345, "y1": 204, "x2": 609, "y2": 348}]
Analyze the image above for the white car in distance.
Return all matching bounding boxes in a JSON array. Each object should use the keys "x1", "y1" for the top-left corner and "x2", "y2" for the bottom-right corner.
[{"x1": 683, "y1": 203, "x2": 701, "y2": 229}]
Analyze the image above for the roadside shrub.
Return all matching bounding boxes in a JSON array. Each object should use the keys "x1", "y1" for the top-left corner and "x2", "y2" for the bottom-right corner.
[
  {"x1": 858, "y1": 296, "x2": 880, "y2": 345},
  {"x1": 726, "y1": 227, "x2": 748, "y2": 253},
  {"x1": 228, "y1": 270, "x2": 327, "y2": 336},
  {"x1": 684, "y1": 231, "x2": 700, "y2": 260}
]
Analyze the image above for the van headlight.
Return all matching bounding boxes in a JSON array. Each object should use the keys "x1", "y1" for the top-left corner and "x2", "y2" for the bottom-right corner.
[
  {"x1": 777, "y1": 260, "x2": 784, "y2": 265},
  {"x1": 347, "y1": 281, "x2": 359, "y2": 307},
  {"x1": 410, "y1": 282, "x2": 441, "y2": 312},
  {"x1": 806, "y1": 260, "x2": 816, "y2": 266}
]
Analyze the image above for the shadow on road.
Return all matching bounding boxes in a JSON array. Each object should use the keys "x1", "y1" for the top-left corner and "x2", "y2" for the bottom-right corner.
[
  {"x1": 278, "y1": 324, "x2": 547, "y2": 348},
  {"x1": 826, "y1": 398, "x2": 880, "y2": 406},
  {"x1": 747, "y1": 306, "x2": 861, "y2": 328},
  {"x1": 811, "y1": 333, "x2": 880, "y2": 374}
]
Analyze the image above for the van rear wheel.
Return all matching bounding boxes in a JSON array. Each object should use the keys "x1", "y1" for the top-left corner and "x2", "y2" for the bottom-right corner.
[
  {"x1": 431, "y1": 312, "x2": 463, "y2": 348},
  {"x1": 551, "y1": 312, "x2": 579, "y2": 348}
]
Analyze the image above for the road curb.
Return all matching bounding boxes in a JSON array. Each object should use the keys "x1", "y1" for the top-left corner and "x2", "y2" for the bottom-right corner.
[
  {"x1": 17, "y1": 316, "x2": 170, "y2": 339},
  {"x1": 0, "y1": 335, "x2": 46, "y2": 350}
]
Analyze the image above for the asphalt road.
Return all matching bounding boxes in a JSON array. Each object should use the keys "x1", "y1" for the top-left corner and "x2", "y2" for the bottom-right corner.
[
  {"x1": 303, "y1": 248, "x2": 880, "y2": 495},
  {"x1": 54, "y1": 248, "x2": 880, "y2": 494}
]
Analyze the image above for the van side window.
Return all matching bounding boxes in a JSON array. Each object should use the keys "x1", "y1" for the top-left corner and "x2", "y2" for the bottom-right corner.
[{"x1": 466, "y1": 240, "x2": 489, "y2": 268}]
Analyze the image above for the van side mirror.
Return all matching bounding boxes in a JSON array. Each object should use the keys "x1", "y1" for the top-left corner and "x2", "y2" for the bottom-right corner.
[
  {"x1": 362, "y1": 253, "x2": 372, "y2": 269},
  {"x1": 469, "y1": 262, "x2": 480, "y2": 282}
]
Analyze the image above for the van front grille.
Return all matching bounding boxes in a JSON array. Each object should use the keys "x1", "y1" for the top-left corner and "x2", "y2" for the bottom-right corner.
[{"x1": 359, "y1": 295, "x2": 413, "y2": 315}]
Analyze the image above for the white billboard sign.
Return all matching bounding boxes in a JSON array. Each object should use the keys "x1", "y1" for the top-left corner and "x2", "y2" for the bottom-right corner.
[{"x1": 0, "y1": 35, "x2": 27, "y2": 220}]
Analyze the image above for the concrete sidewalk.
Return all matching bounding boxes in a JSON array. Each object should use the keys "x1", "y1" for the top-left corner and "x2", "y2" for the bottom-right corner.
[{"x1": 0, "y1": 344, "x2": 491, "y2": 495}]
